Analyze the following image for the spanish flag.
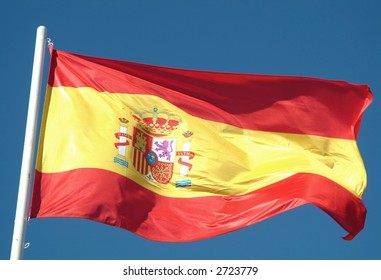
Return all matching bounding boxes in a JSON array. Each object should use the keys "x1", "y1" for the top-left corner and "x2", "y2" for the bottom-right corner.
[{"x1": 30, "y1": 47, "x2": 373, "y2": 241}]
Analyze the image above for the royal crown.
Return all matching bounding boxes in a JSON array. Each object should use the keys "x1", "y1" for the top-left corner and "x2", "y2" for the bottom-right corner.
[
  {"x1": 133, "y1": 107, "x2": 182, "y2": 136},
  {"x1": 118, "y1": 117, "x2": 129, "y2": 124},
  {"x1": 182, "y1": 131, "x2": 193, "y2": 138}
]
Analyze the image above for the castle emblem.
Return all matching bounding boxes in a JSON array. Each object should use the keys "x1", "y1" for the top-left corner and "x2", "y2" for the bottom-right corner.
[{"x1": 114, "y1": 107, "x2": 195, "y2": 187}]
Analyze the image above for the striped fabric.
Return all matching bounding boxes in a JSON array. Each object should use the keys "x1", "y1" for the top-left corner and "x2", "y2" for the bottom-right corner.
[{"x1": 30, "y1": 48, "x2": 372, "y2": 241}]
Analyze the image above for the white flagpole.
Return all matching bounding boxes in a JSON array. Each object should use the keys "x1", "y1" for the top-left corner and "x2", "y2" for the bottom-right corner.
[{"x1": 10, "y1": 26, "x2": 47, "y2": 260}]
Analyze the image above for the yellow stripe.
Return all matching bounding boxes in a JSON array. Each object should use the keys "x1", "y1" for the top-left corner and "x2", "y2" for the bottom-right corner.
[{"x1": 37, "y1": 86, "x2": 366, "y2": 198}]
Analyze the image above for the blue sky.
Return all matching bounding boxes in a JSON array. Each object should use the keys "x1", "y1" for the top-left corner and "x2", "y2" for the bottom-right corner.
[{"x1": 1, "y1": 0, "x2": 380, "y2": 260}]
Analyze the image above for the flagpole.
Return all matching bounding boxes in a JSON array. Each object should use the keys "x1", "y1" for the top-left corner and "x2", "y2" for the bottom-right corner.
[{"x1": 10, "y1": 26, "x2": 47, "y2": 260}]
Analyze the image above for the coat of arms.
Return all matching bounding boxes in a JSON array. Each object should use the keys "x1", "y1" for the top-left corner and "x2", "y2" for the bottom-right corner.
[{"x1": 114, "y1": 107, "x2": 194, "y2": 187}]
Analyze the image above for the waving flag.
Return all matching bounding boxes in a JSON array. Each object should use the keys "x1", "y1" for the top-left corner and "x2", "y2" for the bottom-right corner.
[{"x1": 30, "y1": 47, "x2": 372, "y2": 241}]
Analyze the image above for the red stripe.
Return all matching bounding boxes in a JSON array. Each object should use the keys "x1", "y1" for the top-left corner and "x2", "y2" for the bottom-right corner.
[
  {"x1": 143, "y1": 158, "x2": 148, "y2": 175},
  {"x1": 31, "y1": 169, "x2": 366, "y2": 241},
  {"x1": 47, "y1": 49, "x2": 372, "y2": 140},
  {"x1": 133, "y1": 149, "x2": 137, "y2": 168},
  {"x1": 133, "y1": 149, "x2": 147, "y2": 174}
]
